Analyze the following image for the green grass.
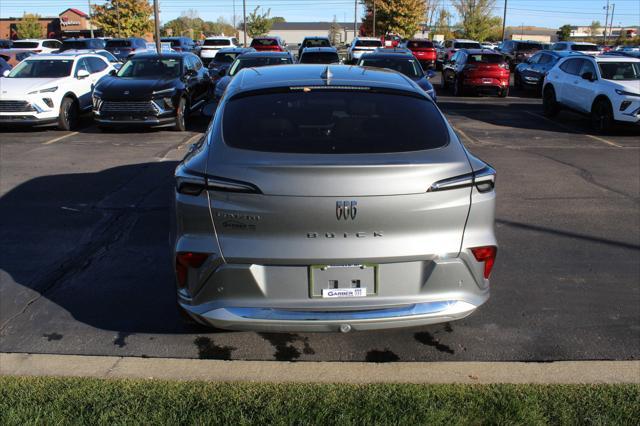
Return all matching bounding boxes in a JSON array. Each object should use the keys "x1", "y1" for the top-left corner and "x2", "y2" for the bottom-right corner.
[{"x1": 1, "y1": 376, "x2": 638, "y2": 425}]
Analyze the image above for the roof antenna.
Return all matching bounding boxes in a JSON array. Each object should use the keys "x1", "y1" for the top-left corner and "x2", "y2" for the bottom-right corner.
[{"x1": 321, "y1": 66, "x2": 333, "y2": 84}]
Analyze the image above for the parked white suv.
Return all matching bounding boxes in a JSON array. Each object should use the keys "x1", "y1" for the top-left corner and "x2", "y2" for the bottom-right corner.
[
  {"x1": 551, "y1": 42, "x2": 599, "y2": 56},
  {"x1": 0, "y1": 53, "x2": 114, "y2": 129},
  {"x1": 11, "y1": 39, "x2": 62, "y2": 53},
  {"x1": 542, "y1": 55, "x2": 640, "y2": 131},
  {"x1": 200, "y1": 37, "x2": 239, "y2": 63},
  {"x1": 347, "y1": 37, "x2": 383, "y2": 63}
]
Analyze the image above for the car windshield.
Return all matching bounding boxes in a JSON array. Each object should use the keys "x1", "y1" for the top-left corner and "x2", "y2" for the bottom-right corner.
[
  {"x1": 214, "y1": 52, "x2": 240, "y2": 63},
  {"x1": 12, "y1": 41, "x2": 39, "y2": 49},
  {"x1": 251, "y1": 39, "x2": 278, "y2": 47},
  {"x1": 106, "y1": 40, "x2": 132, "y2": 48},
  {"x1": 355, "y1": 40, "x2": 382, "y2": 47},
  {"x1": 299, "y1": 52, "x2": 340, "y2": 64},
  {"x1": 8, "y1": 59, "x2": 72, "y2": 78},
  {"x1": 598, "y1": 62, "x2": 640, "y2": 80},
  {"x1": 228, "y1": 56, "x2": 292, "y2": 76},
  {"x1": 117, "y1": 58, "x2": 181, "y2": 78},
  {"x1": 467, "y1": 54, "x2": 504, "y2": 64},
  {"x1": 454, "y1": 42, "x2": 481, "y2": 49},
  {"x1": 360, "y1": 57, "x2": 423, "y2": 78},
  {"x1": 572, "y1": 44, "x2": 598, "y2": 51},
  {"x1": 303, "y1": 39, "x2": 330, "y2": 48},
  {"x1": 204, "y1": 39, "x2": 231, "y2": 46},
  {"x1": 223, "y1": 91, "x2": 448, "y2": 154}
]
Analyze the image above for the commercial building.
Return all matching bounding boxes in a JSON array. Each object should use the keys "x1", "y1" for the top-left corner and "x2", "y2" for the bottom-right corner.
[{"x1": 0, "y1": 8, "x2": 101, "y2": 40}]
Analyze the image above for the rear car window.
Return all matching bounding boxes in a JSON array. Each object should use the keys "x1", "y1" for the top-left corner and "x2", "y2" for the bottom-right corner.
[
  {"x1": 407, "y1": 40, "x2": 433, "y2": 48},
  {"x1": 205, "y1": 39, "x2": 231, "y2": 46},
  {"x1": 223, "y1": 91, "x2": 448, "y2": 154},
  {"x1": 62, "y1": 40, "x2": 89, "y2": 50},
  {"x1": 571, "y1": 44, "x2": 598, "y2": 52},
  {"x1": 355, "y1": 40, "x2": 382, "y2": 47},
  {"x1": 454, "y1": 42, "x2": 481, "y2": 49},
  {"x1": 299, "y1": 52, "x2": 340, "y2": 64},
  {"x1": 303, "y1": 39, "x2": 331, "y2": 48},
  {"x1": 251, "y1": 38, "x2": 278, "y2": 47},
  {"x1": 467, "y1": 54, "x2": 504, "y2": 63},
  {"x1": 515, "y1": 42, "x2": 542, "y2": 51},
  {"x1": 12, "y1": 41, "x2": 39, "y2": 49},
  {"x1": 106, "y1": 40, "x2": 132, "y2": 48}
]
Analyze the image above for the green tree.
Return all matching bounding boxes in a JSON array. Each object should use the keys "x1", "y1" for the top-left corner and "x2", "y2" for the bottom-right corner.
[
  {"x1": 433, "y1": 8, "x2": 453, "y2": 40},
  {"x1": 92, "y1": 0, "x2": 153, "y2": 38},
  {"x1": 328, "y1": 16, "x2": 342, "y2": 45},
  {"x1": 271, "y1": 17, "x2": 286, "y2": 24},
  {"x1": 557, "y1": 24, "x2": 572, "y2": 41},
  {"x1": 589, "y1": 20, "x2": 601, "y2": 38},
  {"x1": 245, "y1": 7, "x2": 273, "y2": 38},
  {"x1": 451, "y1": 0, "x2": 501, "y2": 41},
  {"x1": 360, "y1": 0, "x2": 426, "y2": 38},
  {"x1": 17, "y1": 13, "x2": 43, "y2": 39}
]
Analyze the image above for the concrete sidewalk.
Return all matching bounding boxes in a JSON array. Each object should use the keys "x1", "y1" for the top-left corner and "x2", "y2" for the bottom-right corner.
[{"x1": 1, "y1": 353, "x2": 639, "y2": 384}]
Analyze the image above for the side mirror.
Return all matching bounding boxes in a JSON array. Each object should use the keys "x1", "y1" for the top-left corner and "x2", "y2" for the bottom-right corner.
[
  {"x1": 2, "y1": 69, "x2": 9, "y2": 77},
  {"x1": 77, "y1": 69, "x2": 90, "y2": 79},
  {"x1": 109, "y1": 69, "x2": 117, "y2": 76},
  {"x1": 581, "y1": 71, "x2": 594, "y2": 81}
]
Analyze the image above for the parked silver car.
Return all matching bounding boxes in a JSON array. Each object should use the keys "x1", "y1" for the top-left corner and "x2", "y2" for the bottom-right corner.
[{"x1": 174, "y1": 65, "x2": 497, "y2": 332}]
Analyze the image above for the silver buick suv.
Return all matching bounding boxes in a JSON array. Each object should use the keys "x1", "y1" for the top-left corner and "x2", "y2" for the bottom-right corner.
[{"x1": 174, "y1": 64, "x2": 497, "y2": 332}]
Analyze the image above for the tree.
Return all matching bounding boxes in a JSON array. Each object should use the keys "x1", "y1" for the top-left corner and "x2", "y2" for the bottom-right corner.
[
  {"x1": 424, "y1": 0, "x2": 439, "y2": 34},
  {"x1": 451, "y1": 0, "x2": 501, "y2": 41},
  {"x1": 433, "y1": 8, "x2": 453, "y2": 40},
  {"x1": 244, "y1": 7, "x2": 273, "y2": 38},
  {"x1": 92, "y1": 0, "x2": 153, "y2": 38},
  {"x1": 589, "y1": 20, "x2": 601, "y2": 38},
  {"x1": 271, "y1": 17, "x2": 286, "y2": 24},
  {"x1": 360, "y1": 0, "x2": 426, "y2": 38},
  {"x1": 17, "y1": 13, "x2": 43, "y2": 39},
  {"x1": 557, "y1": 24, "x2": 572, "y2": 41},
  {"x1": 328, "y1": 16, "x2": 342, "y2": 45}
]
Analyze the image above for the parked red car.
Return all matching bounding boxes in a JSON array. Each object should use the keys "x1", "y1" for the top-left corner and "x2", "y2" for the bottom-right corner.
[
  {"x1": 250, "y1": 36, "x2": 286, "y2": 52},
  {"x1": 441, "y1": 49, "x2": 510, "y2": 97},
  {"x1": 403, "y1": 39, "x2": 437, "y2": 69}
]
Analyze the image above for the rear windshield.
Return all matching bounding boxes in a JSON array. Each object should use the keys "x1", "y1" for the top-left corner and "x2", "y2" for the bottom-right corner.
[
  {"x1": 467, "y1": 54, "x2": 504, "y2": 63},
  {"x1": 62, "y1": 40, "x2": 89, "y2": 50},
  {"x1": 454, "y1": 42, "x2": 481, "y2": 49},
  {"x1": 251, "y1": 38, "x2": 278, "y2": 47},
  {"x1": 214, "y1": 51, "x2": 240, "y2": 63},
  {"x1": 359, "y1": 57, "x2": 423, "y2": 78},
  {"x1": 223, "y1": 91, "x2": 447, "y2": 154},
  {"x1": 303, "y1": 39, "x2": 331, "y2": 48},
  {"x1": 162, "y1": 39, "x2": 182, "y2": 47},
  {"x1": 106, "y1": 40, "x2": 132, "y2": 48},
  {"x1": 572, "y1": 44, "x2": 598, "y2": 52},
  {"x1": 355, "y1": 40, "x2": 382, "y2": 47},
  {"x1": 205, "y1": 39, "x2": 231, "y2": 46},
  {"x1": 407, "y1": 40, "x2": 433, "y2": 48},
  {"x1": 228, "y1": 56, "x2": 292, "y2": 76},
  {"x1": 12, "y1": 41, "x2": 39, "y2": 49},
  {"x1": 516, "y1": 42, "x2": 542, "y2": 51},
  {"x1": 299, "y1": 52, "x2": 340, "y2": 64}
]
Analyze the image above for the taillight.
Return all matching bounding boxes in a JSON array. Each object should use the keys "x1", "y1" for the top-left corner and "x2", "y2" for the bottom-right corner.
[
  {"x1": 175, "y1": 252, "x2": 208, "y2": 288},
  {"x1": 471, "y1": 246, "x2": 497, "y2": 279},
  {"x1": 175, "y1": 167, "x2": 261, "y2": 195},
  {"x1": 428, "y1": 165, "x2": 496, "y2": 193}
]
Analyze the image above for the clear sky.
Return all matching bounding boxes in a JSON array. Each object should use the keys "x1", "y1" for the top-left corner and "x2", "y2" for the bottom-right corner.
[{"x1": 1, "y1": 0, "x2": 638, "y2": 29}]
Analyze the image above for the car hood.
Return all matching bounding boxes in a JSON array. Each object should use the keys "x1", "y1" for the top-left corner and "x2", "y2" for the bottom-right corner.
[
  {"x1": 95, "y1": 76, "x2": 179, "y2": 100},
  {"x1": 609, "y1": 79, "x2": 640, "y2": 94},
  {"x1": 0, "y1": 77, "x2": 62, "y2": 97}
]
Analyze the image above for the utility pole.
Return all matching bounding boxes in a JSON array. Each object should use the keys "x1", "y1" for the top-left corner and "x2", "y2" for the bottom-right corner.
[
  {"x1": 373, "y1": 1, "x2": 376, "y2": 37},
  {"x1": 115, "y1": 0, "x2": 121, "y2": 38},
  {"x1": 153, "y1": 0, "x2": 161, "y2": 54},
  {"x1": 87, "y1": 0, "x2": 95, "y2": 38},
  {"x1": 501, "y1": 0, "x2": 508, "y2": 41},
  {"x1": 608, "y1": 3, "x2": 615, "y2": 45},
  {"x1": 354, "y1": 0, "x2": 357, "y2": 39},
  {"x1": 243, "y1": 0, "x2": 247, "y2": 46},
  {"x1": 603, "y1": 0, "x2": 610, "y2": 45},
  {"x1": 233, "y1": 0, "x2": 236, "y2": 35}
]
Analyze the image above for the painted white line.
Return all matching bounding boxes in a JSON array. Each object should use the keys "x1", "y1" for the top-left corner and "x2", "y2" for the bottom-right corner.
[
  {"x1": 42, "y1": 131, "x2": 79, "y2": 145},
  {"x1": 449, "y1": 124, "x2": 480, "y2": 146},
  {"x1": 524, "y1": 111, "x2": 622, "y2": 148},
  {"x1": 1, "y1": 353, "x2": 638, "y2": 384}
]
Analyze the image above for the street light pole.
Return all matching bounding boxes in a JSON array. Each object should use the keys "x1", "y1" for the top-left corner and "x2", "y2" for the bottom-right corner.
[
  {"x1": 608, "y1": 3, "x2": 615, "y2": 45},
  {"x1": 603, "y1": 0, "x2": 610, "y2": 45},
  {"x1": 88, "y1": 0, "x2": 95, "y2": 38},
  {"x1": 501, "y1": 0, "x2": 508, "y2": 41},
  {"x1": 153, "y1": 0, "x2": 161, "y2": 54},
  {"x1": 373, "y1": 1, "x2": 376, "y2": 38},
  {"x1": 354, "y1": 0, "x2": 357, "y2": 39},
  {"x1": 243, "y1": 0, "x2": 247, "y2": 46}
]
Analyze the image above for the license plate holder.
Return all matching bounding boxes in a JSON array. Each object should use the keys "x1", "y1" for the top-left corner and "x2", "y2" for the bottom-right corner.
[{"x1": 309, "y1": 264, "x2": 377, "y2": 298}]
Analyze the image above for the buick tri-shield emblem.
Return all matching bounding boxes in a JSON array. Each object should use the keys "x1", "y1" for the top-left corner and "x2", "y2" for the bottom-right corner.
[{"x1": 336, "y1": 201, "x2": 357, "y2": 220}]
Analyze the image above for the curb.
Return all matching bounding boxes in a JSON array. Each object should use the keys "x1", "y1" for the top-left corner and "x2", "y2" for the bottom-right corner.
[{"x1": 1, "y1": 353, "x2": 639, "y2": 384}]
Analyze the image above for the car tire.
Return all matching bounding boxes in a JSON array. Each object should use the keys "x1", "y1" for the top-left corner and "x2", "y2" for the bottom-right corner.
[
  {"x1": 542, "y1": 85, "x2": 559, "y2": 118},
  {"x1": 174, "y1": 97, "x2": 187, "y2": 132},
  {"x1": 58, "y1": 97, "x2": 78, "y2": 131},
  {"x1": 591, "y1": 98, "x2": 614, "y2": 133}
]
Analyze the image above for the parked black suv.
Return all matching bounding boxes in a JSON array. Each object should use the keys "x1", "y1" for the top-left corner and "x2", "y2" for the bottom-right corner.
[
  {"x1": 105, "y1": 38, "x2": 149, "y2": 61},
  {"x1": 92, "y1": 52, "x2": 211, "y2": 131},
  {"x1": 498, "y1": 40, "x2": 543, "y2": 69},
  {"x1": 298, "y1": 47, "x2": 340, "y2": 64},
  {"x1": 60, "y1": 38, "x2": 106, "y2": 52},
  {"x1": 161, "y1": 37, "x2": 197, "y2": 53},
  {"x1": 298, "y1": 36, "x2": 331, "y2": 58}
]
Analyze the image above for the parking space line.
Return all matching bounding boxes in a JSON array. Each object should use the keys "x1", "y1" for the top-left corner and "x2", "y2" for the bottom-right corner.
[
  {"x1": 157, "y1": 132, "x2": 204, "y2": 161},
  {"x1": 524, "y1": 111, "x2": 622, "y2": 148},
  {"x1": 449, "y1": 124, "x2": 480, "y2": 146},
  {"x1": 42, "y1": 131, "x2": 79, "y2": 145}
]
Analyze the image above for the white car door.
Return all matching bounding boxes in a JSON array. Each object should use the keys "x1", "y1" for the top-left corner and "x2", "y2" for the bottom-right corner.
[
  {"x1": 572, "y1": 59, "x2": 599, "y2": 113},
  {"x1": 74, "y1": 58, "x2": 96, "y2": 110},
  {"x1": 554, "y1": 58, "x2": 583, "y2": 108}
]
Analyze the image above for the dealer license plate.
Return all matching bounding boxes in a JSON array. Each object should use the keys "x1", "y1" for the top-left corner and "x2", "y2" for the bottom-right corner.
[{"x1": 309, "y1": 264, "x2": 377, "y2": 298}]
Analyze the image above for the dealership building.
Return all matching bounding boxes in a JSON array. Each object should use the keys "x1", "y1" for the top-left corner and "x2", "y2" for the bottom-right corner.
[{"x1": 0, "y1": 8, "x2": 101, "y2": 40}]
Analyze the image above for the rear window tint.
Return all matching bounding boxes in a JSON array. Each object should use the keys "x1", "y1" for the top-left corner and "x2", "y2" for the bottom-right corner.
[
  {"x1": 106, "y1": 40, "x2": 131, "y2": 48},
  {"x1": 467, "y1": 54, "x2": 504, "y2": 63},
  {"x1": 299, "y1": 52, "x2": 340, "y2": 64},
  {"x1": 205, "y1": 39, "x2": 231, "y2": 46},
  {"x1": 223, "y1": 91, "x2": 447, "y2": 154},
  {"x1": 355, "y1": 40, "x2": 382, "y2": 47},
  {"x1": 572, "y1": 44, "x2": 598, "y2": 51},
  {"x1": 407, "y1": 40, "x2": 433, "y2": 48},
  {"x1": 454, "y1": 42, "x2": 481, "y2": 49},
  {"x1": 12, "y1": 41, "x2": 39, "y2": 48},
  {"x1": 303, "y1": 39, "x2": 331, "y2": 48},
  {"x1": 251, "y1": 38, "x2": 278, "y2": 46},
  {"x1": 515, "y1": 42, "x2": 542, "y2": 51}
]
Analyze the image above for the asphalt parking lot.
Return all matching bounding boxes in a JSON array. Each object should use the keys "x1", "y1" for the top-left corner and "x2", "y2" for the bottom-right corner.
[{"x1": 1, "y1": 74, "x2": 638, "y2": 362}]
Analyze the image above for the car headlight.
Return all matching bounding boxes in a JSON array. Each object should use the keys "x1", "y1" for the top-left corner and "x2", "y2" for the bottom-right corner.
[
  {"x1": 615, "y1": 89, "x2": 640, "y2": 97},
  {"x1": 28, "y1": 86, "x2": 58, "y2": 94}
]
